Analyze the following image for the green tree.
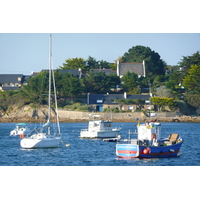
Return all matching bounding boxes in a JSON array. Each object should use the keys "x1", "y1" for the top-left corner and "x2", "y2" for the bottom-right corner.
[
  {"x1": 86, "y1": 56, "x2": 113, "y2": 70},
  {"x1": 166, "y1": 71, "x2": 184, "y2": 91},
  {"x1": 58, "y1": 73, "x2": 82, "y2": 97},
  {"x1": 184, "y1": 95, "x2": 200, "y2": 109},
  {"x1": 60, "y1": 57, "x2": 87, "y2": 73},
  {"x1": 0, "y1": 90, "x2": 23, "y2": 112},
  {"x1": 183, "y1": 65, "x2": 200, "y2": 94},
  {"x1": 121, "y1": 71, "x2": 140, "y2": 93},
  {"x1": 81, "y1": 72, "x2": 119, "y2": 93},
  {"x1": 156, "y1": 86, "x2": 173, "y2": 98},
  {"x1": 107, "y1": 73, "x2": 121, "y2": 89},
  {"x1": 151, "y1": 97, "x2": 176, "y2": 111},
  {"x1": 121, "y1": 45, "x2": 166, "y2": 80},
  {"x1": 110, "y1": 62, "x2": 117, "y2": 71},
  {"x1": 20, "y1": 71, "x2": 49, "y2": 104},
  {"x1": 99, "y1": 60, "x2": 110, "y2": 69},
  {"x1": 86, "y1": 56, "x2": 99, "y2": 70},
  {"x1": 179, "y1": 51, "x2": 200, "y2": 71}
]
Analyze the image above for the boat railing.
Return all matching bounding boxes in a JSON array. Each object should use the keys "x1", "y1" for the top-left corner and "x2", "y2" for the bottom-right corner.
[
  {"x1": 118, "y1": 138, "x2": 138, "y2": 144},
  {"x1": 130, "y1": 139, "x2": 138, "y2": 145},
  {"x1": 81, "y1": 129, "x2": 88, "y2": 132}
]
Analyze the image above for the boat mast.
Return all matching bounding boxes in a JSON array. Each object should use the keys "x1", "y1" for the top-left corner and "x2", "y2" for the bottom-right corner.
[
  {"x1": 48, "y1": 34, "x2": 52, "y2": 131},
  {"x1": 51, "y1": 34, "x2": 61, "y2": 135}
]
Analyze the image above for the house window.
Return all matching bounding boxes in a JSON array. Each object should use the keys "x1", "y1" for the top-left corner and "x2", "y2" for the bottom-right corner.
[
  {"x1": 18, "y1": 77, "x2": 21, "y2": 81},
  {"x1": 128, "y1": 106, "x2": 133, "y2": 110},
  {"x1": 96, "y1": 100, "x2": 103, "y2": 103},
  {"x1": 111, "y1": 99, "x2": 116, "y2": 103}
]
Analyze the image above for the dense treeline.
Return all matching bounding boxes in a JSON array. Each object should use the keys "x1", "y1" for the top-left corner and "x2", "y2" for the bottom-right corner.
[{"x1": 1, "y1": 45, "x2": 200, "y2": 115}]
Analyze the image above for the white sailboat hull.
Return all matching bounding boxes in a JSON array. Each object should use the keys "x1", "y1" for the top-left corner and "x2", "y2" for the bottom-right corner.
[{"x1": 20, "y1": 133, "x2": 61, "y2": 149}]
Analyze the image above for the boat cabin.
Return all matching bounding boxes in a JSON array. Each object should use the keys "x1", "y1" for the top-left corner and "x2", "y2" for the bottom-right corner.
[
  {"x1": 137, "y1": 122, "x2": 161, "y2": 144},
  {"x1": 88, "y1": 120, "x2": 112, "y2": 131}
]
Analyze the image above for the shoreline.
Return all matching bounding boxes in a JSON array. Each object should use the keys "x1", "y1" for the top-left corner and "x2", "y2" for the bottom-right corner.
[
  {"x1": 1, "y1": 116, "x2": 200, "y2": 123},
  {"x1": 1, "y1": 107, "x2": 200, "y2": 123}
]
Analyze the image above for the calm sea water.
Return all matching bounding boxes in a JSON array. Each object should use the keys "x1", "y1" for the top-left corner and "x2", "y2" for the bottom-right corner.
[{"x1": 0, "y1": 122, "x2": 200, "y2": 166}]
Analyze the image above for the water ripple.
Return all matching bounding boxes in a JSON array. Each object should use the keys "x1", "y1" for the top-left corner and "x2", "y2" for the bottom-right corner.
[{"x1": 0, "y1": 122, "x2": 200, "y2": 166}]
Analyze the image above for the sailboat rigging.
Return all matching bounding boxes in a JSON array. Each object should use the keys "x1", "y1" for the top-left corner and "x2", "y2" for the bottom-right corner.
[{"x1": 20, "y1": 34, "x2": 62, "y2": 148}]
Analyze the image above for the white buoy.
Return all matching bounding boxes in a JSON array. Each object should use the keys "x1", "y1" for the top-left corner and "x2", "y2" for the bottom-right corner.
[{"x1": 66, "y1": 144, "x2": 70, "y2": 147}]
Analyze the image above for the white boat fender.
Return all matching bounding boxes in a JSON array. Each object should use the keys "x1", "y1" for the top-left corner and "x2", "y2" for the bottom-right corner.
[
  {"x1": 169, "y1": 149, "x2": 175, "y2": 152},
  {"x1": 61, "y1": 140, "x2": 70, "y2": 147}
]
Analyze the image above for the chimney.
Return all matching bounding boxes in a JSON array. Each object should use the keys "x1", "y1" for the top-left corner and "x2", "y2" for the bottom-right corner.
[
  {"x1": 124, "y1": 92, "x2": 127, "y2": 99},
  {"x1": 117, "y1": 60, "x2": 119, "y2": 76},
  {"x1": 87, "y1": 93, "x2": 90, "y2": 104},
  {"x1": 78, "y1": 68, "x2": 82, "y2": 79},
  {"x1": 143, "y1": 60, "x2": 146, "y2": 77}
]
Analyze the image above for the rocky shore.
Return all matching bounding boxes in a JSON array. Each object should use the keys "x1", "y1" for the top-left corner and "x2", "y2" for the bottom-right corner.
[{"x1": 1, "y1": 105, "x2": 200, "y2": 123}]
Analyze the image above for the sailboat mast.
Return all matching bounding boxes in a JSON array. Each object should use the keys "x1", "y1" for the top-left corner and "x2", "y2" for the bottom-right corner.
[
  {"x1": 48, "y1": 34, "x2": 52, "y2": 123},
  {"x1": 49, "y1": 34, "x2": 61, "y2": 135}
]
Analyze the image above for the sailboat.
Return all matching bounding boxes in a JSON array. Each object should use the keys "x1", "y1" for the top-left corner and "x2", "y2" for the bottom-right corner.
[{"x1": 20, "y1": 34, "x2": 62, "y2": 148}]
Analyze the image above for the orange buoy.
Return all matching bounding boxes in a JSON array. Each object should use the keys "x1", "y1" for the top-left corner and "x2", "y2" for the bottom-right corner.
[
  {"x1": 143, "y1": 147, "x2": 150, "y2": 154},
  {"x1": 20, "y1": 134, "x2": 24, "y2": 139}
]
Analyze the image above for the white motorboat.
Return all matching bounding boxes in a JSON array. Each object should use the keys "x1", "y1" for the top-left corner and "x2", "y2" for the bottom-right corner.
[
  {"x1": 80, "y1": 114, "x2": 120, "y2": 139},
  {"x1": 10, "y1": 123, "x2": 30, "y2": 136},
  {"x1": 20, "y1": 34, "x2": 62, "y2": 149}
]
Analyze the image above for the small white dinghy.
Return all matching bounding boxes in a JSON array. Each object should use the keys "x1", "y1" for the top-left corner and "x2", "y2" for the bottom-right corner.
[
  {"x1": 10, "y1": 123, "x2": 30, "y2": 136},
  {"x1": 20, "y1": 34, "x2": 62, "y2": 149}
]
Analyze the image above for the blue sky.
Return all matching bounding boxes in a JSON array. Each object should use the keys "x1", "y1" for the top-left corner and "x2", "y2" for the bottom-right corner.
[
  {"x1": 0, "y1": 1, "x2": 199, "y2": 75},
  {"x1": 0, "y1": 33, "x2": 200, "y2": 75}
]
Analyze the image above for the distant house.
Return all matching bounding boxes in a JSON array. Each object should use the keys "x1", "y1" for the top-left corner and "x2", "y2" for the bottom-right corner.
[
  {"x1": 31, "y1": 72, "x2": 39, "y2": 77},
  {"x1": 89, "y1": 69, "x2": 116, "y2": 75},
  {"x1": 57, "y1": 69, "x2": 82, "y2": 79},
  {"x1": 87, "y1": 92, "x2": 151, "y2": 112},
  {"x1": 0, "y1": 74, "x2": 30, "y2": 91},
  {"x1": 42, "y1": 69, "x2": 82, "y2": 79},
  {"x1": 0, "y1": 68, "x2": 83, "y2": 91},
  {"x1": 89, "y1": 61, "x2": 146, "y2": 78},
  {"x1": 117, "y1": 60, "x2": 146, "y2": 78}
]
